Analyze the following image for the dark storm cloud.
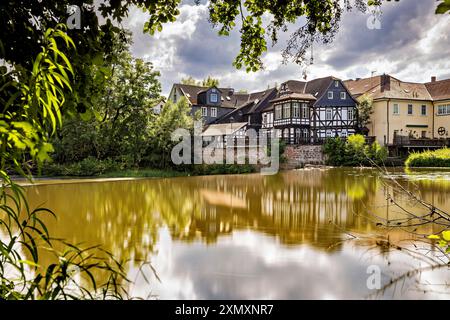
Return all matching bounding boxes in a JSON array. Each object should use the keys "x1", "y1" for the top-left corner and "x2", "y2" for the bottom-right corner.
[{"x1": 123, "y1": 0, "x2": 450, "y2": 94}]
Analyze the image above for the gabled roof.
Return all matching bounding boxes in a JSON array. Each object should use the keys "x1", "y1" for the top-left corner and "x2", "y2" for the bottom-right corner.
[
  {"x1": 378, "y1": 78, "x2": 432, "y2": 100},
  {"x1": 304, "y1": 76, "x2": 338, "y2": 98},
  {"x1": 214, "y1": 88, "x2": 277, "y2": 123},
  {"x1": 425, "y1": 78, "x2": 450, "y2": 101},
  {"x1": 197, "y1": 85, "x2": 222, "y2": 94},
  {"x1": 283, "y1": 80, "x2": 307, "y2": 93},
  {"x1": 344, "y1": 76, "x2": 381, "y2": 97},
  {"x1": 264, "y1": 76, "x2": 344, "y2": 111},
  {"x1": 173, "y1": 84, "x2": 234, "y2": 105},
  {"x1": 246, "y1": 87, "x2": 278, "y2": 114},
  {"x1": 344, "y1": 75, "x2": 450, "y2": 101}
]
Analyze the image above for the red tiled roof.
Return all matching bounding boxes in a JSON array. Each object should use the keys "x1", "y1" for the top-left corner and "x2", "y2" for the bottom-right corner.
[
  {"x1": 425, "y1": 78, "x2": 450, "y2": 101},
  {"x1": 345, "y1": 75, "x2": 436, "y2": 101}
]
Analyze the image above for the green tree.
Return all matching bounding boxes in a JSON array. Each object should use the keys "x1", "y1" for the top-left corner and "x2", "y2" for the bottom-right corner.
[
  {"x1": 181, "y1": 76, "x2": 220, "y2": 87},
  {"x1": 52, "y1": 44, "x2": 162, "y2": 168},
  {"x1": 201, "y1": 76, "x2": 220, "y2": 87},
  {"x1": 357, "y1": 94, "x2": 374, "y2": 129},
  {"x1": 323, "y1": 134, "x2": 387, "y2": 166},
  {"x1": 181, "y1": 76, "x2": 198, "y2": 85},
  {"x1": 146, "y1": 97, "x2": 196, "y2": 168}
]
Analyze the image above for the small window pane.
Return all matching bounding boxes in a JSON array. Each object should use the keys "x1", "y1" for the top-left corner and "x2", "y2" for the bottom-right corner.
[
  {"x1": 408, "y1": 104, "x2": 413, "y2": 115},
  {"x1": 393, "y1": 104, "x2": 399, "y2": 115}
]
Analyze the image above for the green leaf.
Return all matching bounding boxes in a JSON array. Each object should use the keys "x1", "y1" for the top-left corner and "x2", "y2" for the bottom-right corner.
[
  {"x1": 442, "y1": 230, "x2": 450, "y2": 241},
  {"x1": 18, "y1": 260, "x2": 41, "y2": 268},
  {"x1": 438, "y1": 240, "x2": 448, "y2": 248},
  {"x1": 436, "y1": 2, "x2": 450, "y2": 14}
]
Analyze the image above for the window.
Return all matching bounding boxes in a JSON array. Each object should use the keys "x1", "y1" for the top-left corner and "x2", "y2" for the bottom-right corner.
[
  {"x1": 276, "y1": 129, "x2": 282, "y2": 138},
  {"x1": 393, "y1": 103, "x2": 399, "y2": 115},
  {"x1": 348, "y1": 108, "x2": 354, "y2": 120},
  {"x1": 263, "y1": 114, "x2": 267, "y2": 126},
  {"x1": 301, "y1": 103, "x2": 309, "y2": 119},
  {"x1": 211, "y1": 107, "x2": 217, "y2": 117},
  {"x1": 327, "y1": 91, "x2": 333, "y2": 99},
  {"x1": 201, "y1": 107, "x2": 207, "y2": 117},
  {"x1": 340, "y1": 92, "x2": 346, "y2": 100},
  {"x1": 326, "y1": 109, "x2": 332, "y2": 120},
  {"x1": 265, "y1": 113, "x2": 273, "y2": 127},
  {"x1": 335, "y1": 80, "x2": 339, "y2": 87},
  {"x1": 210, "y1": 93, "x2": 218, "y2": 103},
  {"x1": 437, "y1": 104, "x2": 450, "y2": 115},
  {"x1": 283, "y1": 103, "x2": 290, "y2": 118},
  {"x1": 408, "y1": 104, "x2": 413, "y2": 115},
  {"x1": 275, "y1": 105, "x2": 282, "y2": 120},
  {"x1": 421, "y1": 130, "x2": 427, "y2": 138},
  {"x1": 421, "y1": 105, "x2": 427, "y2": 116},
  {"x1": 292, "y1": 102, "x2": 300, "y2": 118}
]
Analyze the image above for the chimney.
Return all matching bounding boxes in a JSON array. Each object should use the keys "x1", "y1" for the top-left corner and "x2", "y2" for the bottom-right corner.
[
  {"x1": 380, "y1": 74, "x2": 391, "y2": 92},
  {"x1": 431, "y1": 76, "x2": 437, "y2": 83}
]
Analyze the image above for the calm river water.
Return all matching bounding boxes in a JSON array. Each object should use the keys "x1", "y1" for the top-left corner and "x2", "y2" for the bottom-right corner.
[{"x1": 22, "y1": 168, "x2": 450, "y2": 299}]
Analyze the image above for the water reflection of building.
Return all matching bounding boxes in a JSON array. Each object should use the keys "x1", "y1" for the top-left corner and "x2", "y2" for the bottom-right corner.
[{"x1": 175, "y1": 169, "x2": 381, "y2": 248}]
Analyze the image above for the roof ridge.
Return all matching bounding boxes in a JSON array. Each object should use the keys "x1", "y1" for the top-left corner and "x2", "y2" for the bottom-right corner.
[{"x1": 426, "y1": 78, "x2": 450, "y2": 84}]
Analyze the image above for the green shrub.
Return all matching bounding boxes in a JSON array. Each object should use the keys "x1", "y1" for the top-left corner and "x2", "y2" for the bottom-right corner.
[
  {"x1": 323, "y1": 134, "x2": 388, "y2": 166},
  {"x1": 405, "y1": 148, "x2": 450, "y2": 167},
  {"x1": 41, "y1": 157, "x2": 118, "y2": 176}
]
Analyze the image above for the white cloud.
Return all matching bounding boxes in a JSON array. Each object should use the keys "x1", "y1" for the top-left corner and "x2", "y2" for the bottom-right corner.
[{"x1": 123, "y1": 0, "x2": 450, "y2": 95}]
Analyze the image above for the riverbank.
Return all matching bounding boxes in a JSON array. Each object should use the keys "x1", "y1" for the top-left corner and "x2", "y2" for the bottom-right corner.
[{"x1": 34, "y1": 163, "x2": 256, "y2": 180}]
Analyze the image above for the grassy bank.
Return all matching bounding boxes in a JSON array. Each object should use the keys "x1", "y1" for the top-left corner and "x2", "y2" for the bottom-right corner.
[
  {"x1": 405, "y1": 148, "x2": 450, "y2": 168},
  {"x1": 98, "y1": 168, "x2": 189, "y2": 178},
  {"x1": 40, "y1": 158, "x2": 256, "y2": 178}
]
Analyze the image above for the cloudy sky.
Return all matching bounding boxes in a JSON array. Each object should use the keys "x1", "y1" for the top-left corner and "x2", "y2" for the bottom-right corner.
[{"x1": 122, "y1": 0, "x2": 450, "y2": 95}]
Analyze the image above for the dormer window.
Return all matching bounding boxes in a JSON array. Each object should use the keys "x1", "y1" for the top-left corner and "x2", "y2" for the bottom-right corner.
[
  {"x1": 210, "y1": 93, "x2": 218, "y2": 103},
  {"x1": 328, "y1": 91, "x2": 333, "y2": 99}
]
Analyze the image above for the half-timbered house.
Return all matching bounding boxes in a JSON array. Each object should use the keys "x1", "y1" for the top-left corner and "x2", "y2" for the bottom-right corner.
[{"x1": 262, "y1": 76, "x2": 358, "y2": 143}]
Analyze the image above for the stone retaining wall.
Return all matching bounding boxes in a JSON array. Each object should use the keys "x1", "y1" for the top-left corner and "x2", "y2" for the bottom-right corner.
[{"x1": 283, "y1": 145, "x2": 326, "y2": 168}]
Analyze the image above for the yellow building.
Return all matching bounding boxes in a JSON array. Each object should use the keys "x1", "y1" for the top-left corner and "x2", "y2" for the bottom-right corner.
[{"x1": 345, "y1": 75, "x2": 450, "y2": 146}]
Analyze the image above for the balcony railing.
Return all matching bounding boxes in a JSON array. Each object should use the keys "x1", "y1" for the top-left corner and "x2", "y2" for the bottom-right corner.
[{"x1": 393, "y1": 135, "x2": 449, "y2": 147}]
